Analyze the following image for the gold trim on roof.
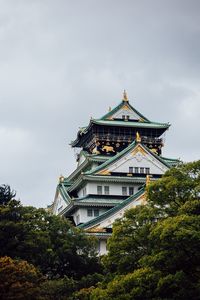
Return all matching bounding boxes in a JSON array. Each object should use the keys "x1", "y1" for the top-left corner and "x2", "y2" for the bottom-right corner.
[
  {"x1": 98, "y1": 169, "x2": 111, "y2": 175},
  {"x1": 123, "y1": 90, "x2": 129, "y2": 102},
  {"x1": 131, "y1": 144, "x2": 147, "y2": 156},
  {"x1": 136, "y1": 132, "x2": 141, "y2": 142}
]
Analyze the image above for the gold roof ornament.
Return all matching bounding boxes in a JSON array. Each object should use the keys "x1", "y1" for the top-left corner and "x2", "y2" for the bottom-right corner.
[
  {"x1": 146, "y1": 174, "x2": 151, "y2": 186},
  {"x1": 59, "y1": 175, "x2": 64, "y2": 183},
  {"x1": 122, "y1": 90, "x2": 129, "y2": 102},
  {"x1": 136, "y1": 131, "x2": 141, "y2": 142}
]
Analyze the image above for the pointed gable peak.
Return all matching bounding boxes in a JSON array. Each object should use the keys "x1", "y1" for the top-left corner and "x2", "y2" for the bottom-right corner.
[
  {"x1": 86, "y1": 141, "x2": 170, "y2": 177},
  {"x1": 101, "y1": 92, "x2": 149, "y2": 122}
]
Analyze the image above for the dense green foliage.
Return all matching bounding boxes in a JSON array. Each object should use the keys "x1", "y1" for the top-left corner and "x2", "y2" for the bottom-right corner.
[
  {"x1": 90, "y1": 160, "x2": 200, "y2": 299},
  {"x1": 0, "y1": 199, "x2": 99, "y2": 279},
  {"x1": 0, "y1": 160, "x2": 200, "y2": 299}
]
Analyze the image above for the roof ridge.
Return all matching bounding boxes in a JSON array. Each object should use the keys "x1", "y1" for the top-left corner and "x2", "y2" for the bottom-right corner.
[
  {"x1": 85, "y1": 140, "x2": 137, "y2": 175},
  {"x1": 79, "y1": 187, "x2": 145, "y2": 229},
  {"x1": 100, "y1": 100, "x2": 150, "y2": 122},
  {"x1": 85, "y1": 140, "x2": 171, "y2": 175}
]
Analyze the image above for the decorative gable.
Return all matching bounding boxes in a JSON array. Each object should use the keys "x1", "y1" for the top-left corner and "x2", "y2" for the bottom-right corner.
[
  {"x1": 110, "y1": 103, "x2": 142, "y2": 120},
  {"x1": 96, "y1": 144, "x2": 169, "y2": 176}
]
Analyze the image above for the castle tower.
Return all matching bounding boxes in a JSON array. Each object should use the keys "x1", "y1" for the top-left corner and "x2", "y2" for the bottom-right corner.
[{"x1": 52, "y1": 92, "x2": 179, "y2": 255}]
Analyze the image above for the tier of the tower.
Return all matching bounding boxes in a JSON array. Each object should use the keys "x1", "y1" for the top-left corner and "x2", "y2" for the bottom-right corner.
[{"x1": 71, "y1": 93, "x2": 170, "y2": 157}]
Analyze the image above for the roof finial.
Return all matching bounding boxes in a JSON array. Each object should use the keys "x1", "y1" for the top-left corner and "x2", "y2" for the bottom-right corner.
[
  {"x1": 59, "y1": 175, "x2": 64, "y2": 183},
  {"x1": 123, "y1": 90, "x2": 129, "y2": 102},
  {"x1": 136, "y1": 131, "x2": 141, "y2": 142}
]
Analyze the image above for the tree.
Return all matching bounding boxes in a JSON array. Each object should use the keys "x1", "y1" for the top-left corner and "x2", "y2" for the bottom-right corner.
[
  {"x1": 0, "y1": 200, "x2": 99, "y2": 279},
  {"x1": 0, "y1": 256, "x2": 43, "y2": 300},
  {"x1": 91, "y1": 160, "x2": 200, "y2": 299},
  {"x1": 147, "y1": 160, "x2": 200, "y2": 216},
  {"x1": 103, "y1": 205, "x2": 158, "y2": 274},
  {"x1": 0, "y1": 184, "x2": 16, "y2": 205}
]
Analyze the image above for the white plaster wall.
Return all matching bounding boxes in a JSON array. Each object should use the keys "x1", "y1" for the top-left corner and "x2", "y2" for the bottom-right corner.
[
  {"x1": 72, "y1": 207, "x2": 109, "y2": 225},
  {"x1": 77, "y1": 185, "x2": 87, "y2": 198},
  {"x1": 107, "y1": 150, "x2": 168, "y2": 175},
  {"x1": 112, "y1": 108, "x2": 140, "y2": 120},
  {"x1": 53, "y1": 193, "x2": 67, "y2": 215},
  {"x1": 78, "y1": 182, "x2": 142, "y2": 197},
  {"x1": 88, "y1": 182, "x2": 141, "y2": 195}
]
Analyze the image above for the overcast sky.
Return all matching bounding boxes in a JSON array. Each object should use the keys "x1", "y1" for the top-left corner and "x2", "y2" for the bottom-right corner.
[{"x1": 0, "y1": 0, "x2": 200, "y2": 207}]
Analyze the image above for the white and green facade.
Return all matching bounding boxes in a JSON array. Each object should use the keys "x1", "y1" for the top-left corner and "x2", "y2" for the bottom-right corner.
[{"x1": 52, "y1": 92, "x2": 179, "y2": 255}]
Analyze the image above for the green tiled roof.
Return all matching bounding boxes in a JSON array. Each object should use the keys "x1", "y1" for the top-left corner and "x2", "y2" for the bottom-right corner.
[
  {"x1": 67, "y1": 151, "x2": 108, "y2": 183},
  {"x1": 58, "y1": 183, "x2": 72, "y2": 205},
  {"x1": 71, "y1": 99, "x2": 170, "y2": 147},
  {"x1": 79, "y1": 187, "x2": 145, "y2": 229},
  {"x1": 85, "y1": 141, "x2": 171, "y2": 176},
  {"x1": 101, "y1": 100, "x2": 150, "y2": 121},
  {"x1": 67, "y1": 173, "x2": 146, "y2": 193},
  {"x1": 77, "y1": 196, "x2": 123, "y2": 205},
  {"x1": 160, "y1": 156, "x2": 181, "y2": 166},
  {"x1": 85, "y1": 140, "x2": 137, "y2": 175},
  {"x1": 92, "y1": 119, "x2": 170, "y2": 129}
]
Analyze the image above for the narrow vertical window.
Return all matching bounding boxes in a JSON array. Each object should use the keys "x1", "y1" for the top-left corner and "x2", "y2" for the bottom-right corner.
[
  {"x1": 134, "y1": 167, "x2": 139, "y2": 173},
  {"x1": 140, "y1": 167, "x2": 144, "y2": 174},
  {"x1": 76, "y1": 215, "x2": 80, "y2": 224},
  {"x1": 82, "y1": 187, "x2": 86, "y2": 196},
  {"x1": 97, "y1": 186, "x2": 102, "y2": 195},
  {"x1": 145, "y1": 168, "x2": 150, "y2": 174},
  {"x1": 94, "y1": 208, "x2": 99, "y2": 217},
  {"x1": 87, "y1": 209, "x2": 93, "y2": 217},
  {"x1": 129, "y1": 167, "x2": 133, "y2": 173},
  {"x1": 122, "y1": 186, "x2": 127, "y2": 196},
  {"x1": 129, "y1": 187, "x2": 134, "y2": 195},
  {"x1": 104, "y1": 186, "x2": 110, "y2": 195}
]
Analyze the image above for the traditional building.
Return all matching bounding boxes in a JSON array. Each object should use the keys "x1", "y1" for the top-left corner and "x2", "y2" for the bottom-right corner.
[{"x1": 52, "y1": 91, "x2": 179, "y2": 254}]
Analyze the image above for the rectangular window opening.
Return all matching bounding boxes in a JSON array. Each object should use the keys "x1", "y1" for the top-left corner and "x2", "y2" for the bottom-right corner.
[
  {"x1": 97, "y1": 186, "x2": 102, "y2": 195},
  {"x1": 104, "y1": 186, "x2": 110, "y2": 195},
  {"x1": 134, "y1": 167, "x2": 139, "y2": 173},
  {"x1": 94, "y1": 208, "x2": 99, "y2": 217},
  {"x1": 129, "y1": 167, "x2": 133, "y2": 173},
  {"x1": 87, "y1": 209, "x2": 93, "y2": 217},
  {"x1": 140, "y1": 167, "x2": 144, "y2": 174},
  {"x1": 129, "y1": 187, "x2": 134, "y2": 195},
  {"x1": 145, "y1": 168, "x2": 150, "y2": 174},
  {"x1": 122, "y1": 186, "x2": 127, "y2": 196}
]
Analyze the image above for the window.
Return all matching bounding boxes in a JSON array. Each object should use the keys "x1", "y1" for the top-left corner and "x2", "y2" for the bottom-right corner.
[
  {"x1": 122, "y1": 186, "x2": 127, "y2": 196},
  {"x1": 134, "y1": 167, "x2": 139, "y2": 173},
  {"x1": 126, "y1": 115, "x2": 130, "y2": 120},
  {"x1": 94, "y1": 209, "x2": 99, "y2": 217},
  {"x1": 104, "y1": 186, "x2": 109, "y2": 195},
  {"x1": 122, "y1": 115, "x2": 125, "y2": 120},
  {"x1": 82, "y1": 187, "x2": 86, "y2": 196},
  {"x1": 129, "y1": 167, "x2": 133, "y2": 173},
  {"x1": 76, "y1": 215, "x2": 80, "y2": 224},
  {"x1": 87, "y1": 209, "x2": 93, "y2": 217},
  {"x1": 97, "y1": 186, "x2": 102, "y2": 195},
  {"x1": 145, "y1": 168, "x2": 150, "y2": 174},
  {"x1": 140, "y1": 167, "x2": 144, "y2": 174},
  {"x1": 129, "y1": 187, "x2": 134, "y2": 195}
]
